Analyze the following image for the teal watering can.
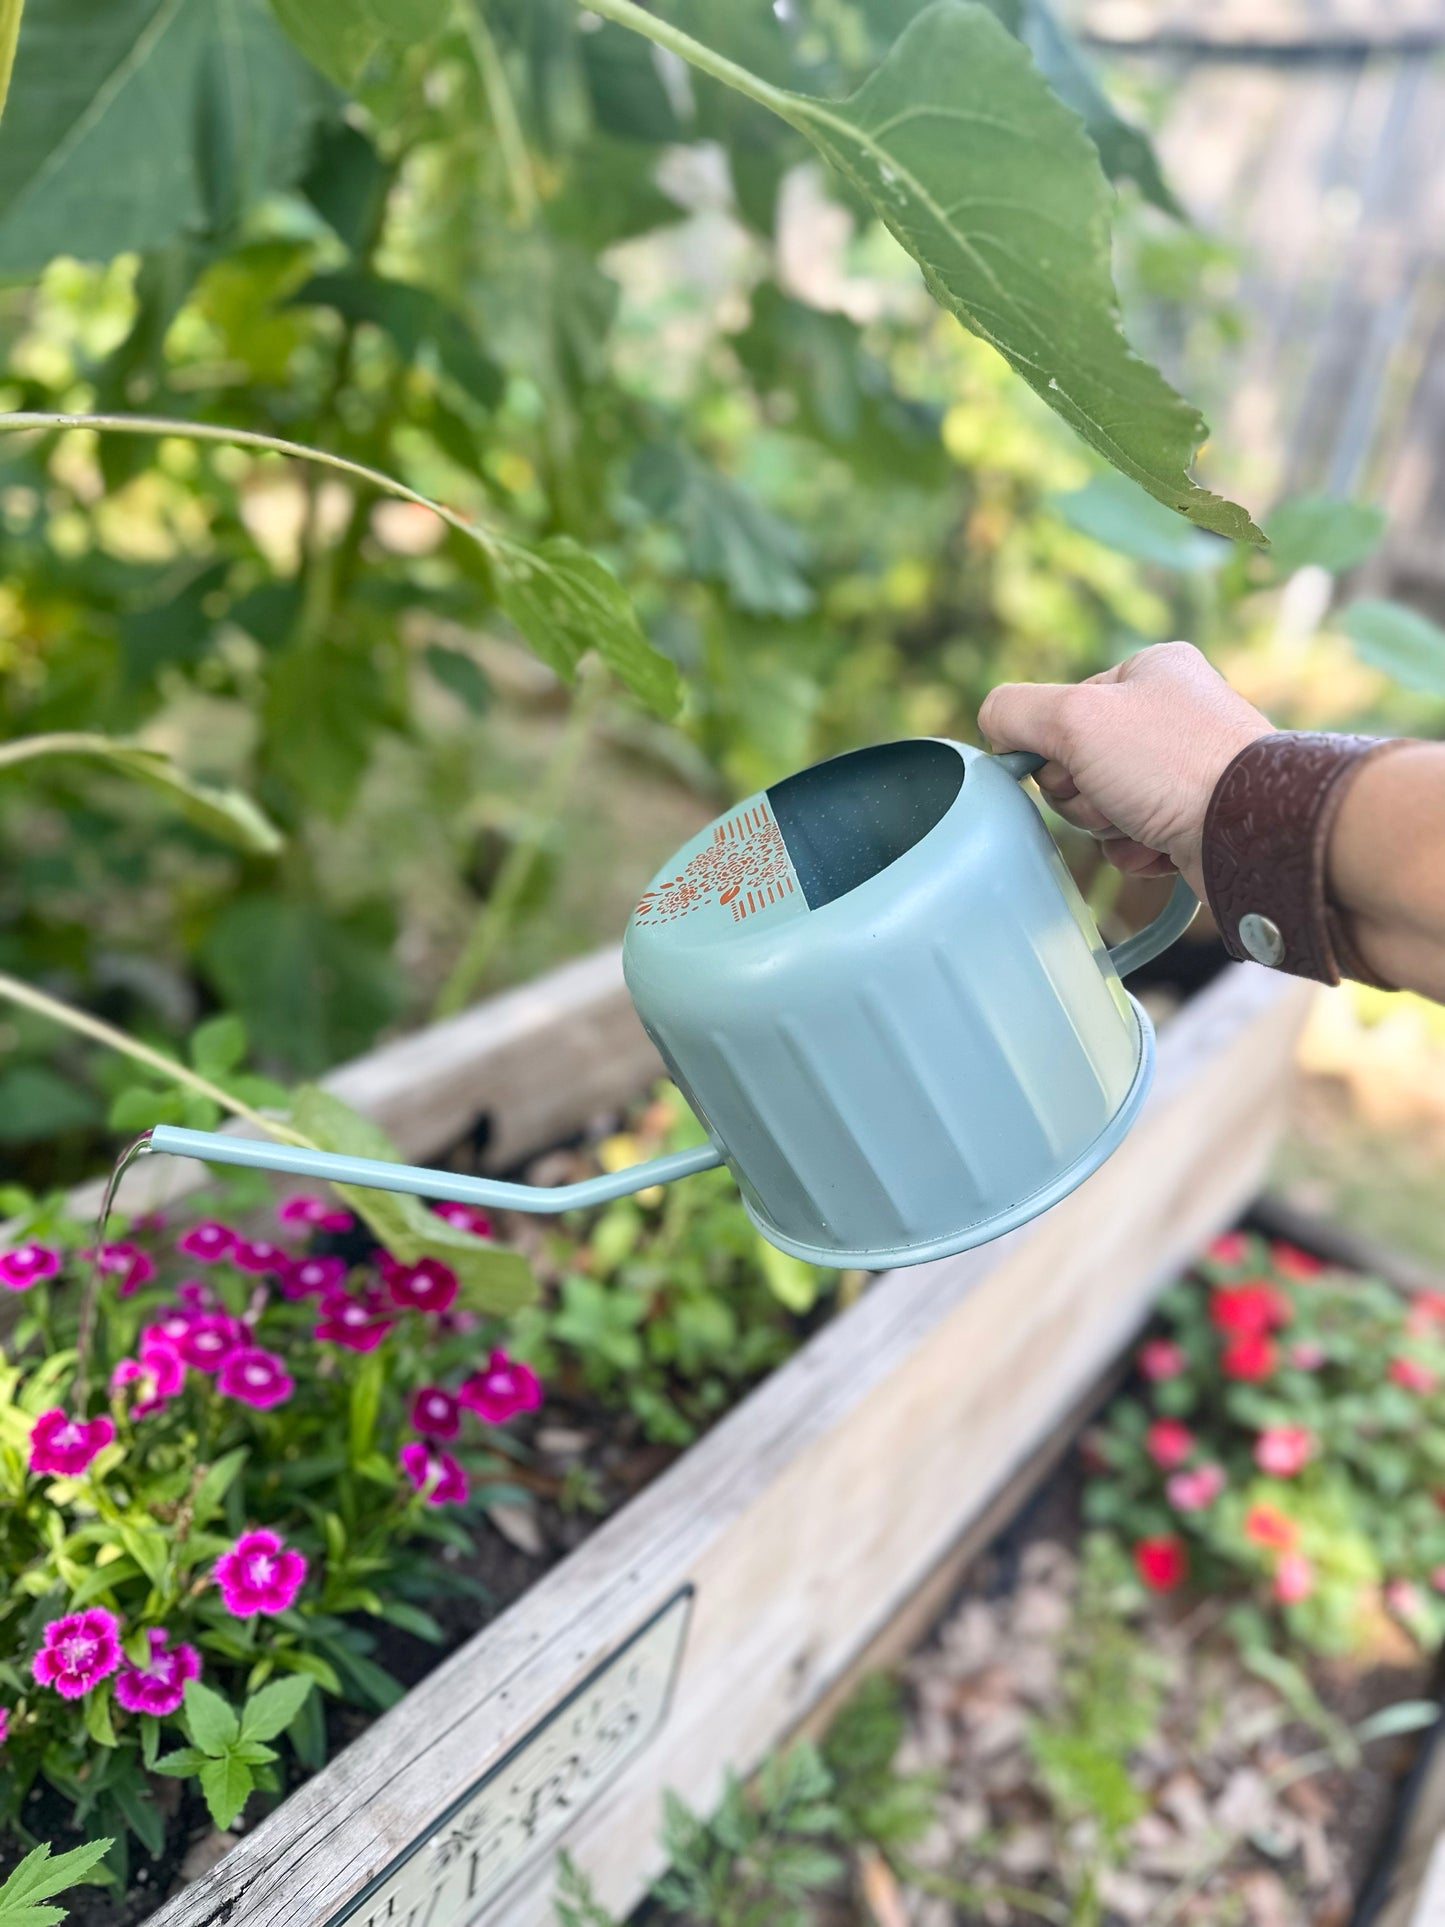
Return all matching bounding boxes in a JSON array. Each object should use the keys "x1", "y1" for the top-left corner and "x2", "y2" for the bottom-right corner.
[{"x1": 148, "y1": 739, "x2": 1197, "y2": 1270}]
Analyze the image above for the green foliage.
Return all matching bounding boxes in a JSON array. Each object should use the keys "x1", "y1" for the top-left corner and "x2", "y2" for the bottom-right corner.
[
  {"x1": 154, "y1": 1676, "x2": 315, "y2": 1830},
  {"x1": 0, "y1": 1838, "x2": 113, "y2": 1927},
  {"x1": 1263, "y1": 496, "x2": 1385, "y2": 577}
]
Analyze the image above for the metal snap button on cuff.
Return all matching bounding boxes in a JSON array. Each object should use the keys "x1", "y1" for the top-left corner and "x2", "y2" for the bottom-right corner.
[{"x1": 1238, "y1": 912, "x2": 1285, "y2": 967}]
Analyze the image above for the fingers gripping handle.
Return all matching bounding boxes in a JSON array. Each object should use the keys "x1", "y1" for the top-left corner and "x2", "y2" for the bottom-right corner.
[{"x1": 996, "y1": 749, "x2": 1199, "y2": 977}]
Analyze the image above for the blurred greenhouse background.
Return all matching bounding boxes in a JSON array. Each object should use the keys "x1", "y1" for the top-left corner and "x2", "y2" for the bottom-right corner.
[{"x1": 0, "y1": 0, "x2": 1441, "y2": 1261}]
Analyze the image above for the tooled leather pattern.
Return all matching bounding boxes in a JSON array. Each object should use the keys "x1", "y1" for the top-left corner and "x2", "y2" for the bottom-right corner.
[{"x1": 1202, "y1": 733, "x2": 1385, "y2": 986}]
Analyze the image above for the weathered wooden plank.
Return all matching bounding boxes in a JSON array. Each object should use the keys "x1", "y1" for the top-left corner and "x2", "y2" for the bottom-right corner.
[
  {"x1": 1081, "y1": 0, "x2": 1445, "y2": 52},
  {"x1": 144, "y1": 963, "x2": 1313, "y2": 1927}
]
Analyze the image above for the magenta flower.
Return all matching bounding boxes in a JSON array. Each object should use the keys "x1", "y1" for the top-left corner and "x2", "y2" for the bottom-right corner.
[
  {"x1": 399, "y1": 1441, "x2": 468, "y2": 1506},
  {"x1": 84, "y1": 1241, "x2": 156, "y2": 1296},
  {"x1": 313, "y1": 1287, "x2": 395, "y2": 1352},
  {"x1": 29, "y1": 1409, "x2": 115, "y2": 1477},
  {"x1": 143, "y1": 1310, "x2": 197, "y2": 1350},
  {"x1": 280, "y1": 1253, "x2": 347, "y2": 1301},
  {"x1": 0, "y1": 1243, "x2": 60, "y2": 1291},
  {"x1": 217, "y1": 1346, "x2": 294, "y2": 1410},
  {"x1": 1165, "y1": 1462, "x2": 1226, "y2": 1511},
  {"x1": 213, "y1": 1529, "x2": 307, "y2": 1616},
  {"x1": 0, "y1": 1707, "x2": 7, "y2": 1747},
  {"x1": 410, "y1": 1386, "x2": 462, "y2": 1439},
  {"x1": 459, "y1": 1349, "x2": 542, "y2": 1424},
  {"x1": 177, "y1": 1313, "x2": 245, "y2": 1372},
  {"x1": 278, "y1": 1193, "x2": 355, "y2": 1234},
  {"x1": 232, "y1": 1238, "x2": 287, "y2": 1276},
  {"x1": 177, "y1": 1220, "x2": 237, "y2": 1263},
  {"x1": 1288, "y1": 1340, "x2": 1326, "y2": 1371},
  {"x1": 432, "y1": 1200, "x2": 493, "y2": 1239},
  {"x1": 176, "y1": 1279, "x2": 214, "y2": 1313},
  {"x1": 113, "y1": 1628, "x2": 201, "y2": 1717},
  {"x1": 1138, "y1": 1338, "x2": 1187, "y2": 1382},
  {"x1": 110, "y1": 1342, "x2": 184, "y2": 1417},
  {"x1": 1254, "y1": 1425, "x2": 1315, "y2": 1477},
  {"x1": 381, "y1": 1255, "x2": 458, "y2": 1315},
  {"x1": 32, "y1": 1610, "x2": 122, "y2": 1698}
]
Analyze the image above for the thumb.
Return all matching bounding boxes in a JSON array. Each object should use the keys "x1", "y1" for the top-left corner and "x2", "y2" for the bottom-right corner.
[{"x1": 977, "y1": 681, "x2": 1077, "y2": 766}]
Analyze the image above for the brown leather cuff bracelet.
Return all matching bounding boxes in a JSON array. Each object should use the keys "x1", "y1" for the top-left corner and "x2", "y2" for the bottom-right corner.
[{"x1": 1201, "y1": 732, "x2": 1409, "y2": 988}]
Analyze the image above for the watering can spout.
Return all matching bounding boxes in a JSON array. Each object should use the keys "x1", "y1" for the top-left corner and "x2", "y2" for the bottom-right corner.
[{"x1": 144, "y1": 1125, "x2": 723, "y2": 1214}]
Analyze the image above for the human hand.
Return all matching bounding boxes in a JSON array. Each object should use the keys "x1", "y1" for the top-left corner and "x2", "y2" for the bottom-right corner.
[{"x1": 977, "y1": 642, "x2": 1274, "y2": 898}]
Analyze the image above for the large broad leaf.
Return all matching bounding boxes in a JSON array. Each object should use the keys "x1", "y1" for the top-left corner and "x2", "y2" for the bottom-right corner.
[
  {"x1": 0, "y1": 0, "x2": 335, "y2": 276},
  {"x1": 615, "y1": 0, "x2": 1258, "y2": 541},
  {"x1": 1340, "y1": 599, "x2": 1445, "y2": 697},
  {"x1": 290, "y1": 1086, "x2": 536, "y2": 1314},
  {"x1": 492, "y1": 534, "x2": 682, "y2": 717},
  {"x1": 267, "y1": 0, "x2": 448, "y2": 89},
  {"x1": 1263, "y1": 496, "x2": 1386, "y2": 577},
  {"x1": 0, "y1": 735, "x2": 282, "y2": 854},
  {"x1": 776, "y1": 2, "x2": 1259, "y2": 541}
]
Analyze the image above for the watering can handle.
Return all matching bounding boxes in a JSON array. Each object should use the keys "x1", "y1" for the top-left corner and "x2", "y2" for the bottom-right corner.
[
  {"x1": 146, "y1": 1125, "x2": 723, "y2": 1212},
  {"x1": 994, "y1": 749, "x2": 1200, "y2": 977}
]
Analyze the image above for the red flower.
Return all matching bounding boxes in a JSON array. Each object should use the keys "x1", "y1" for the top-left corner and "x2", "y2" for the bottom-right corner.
[
  {"x1": 1390, "y1": 1356, "x2": 1438, "y2": 1394},
  {"x1": 1145, "y1": 1419, "x2": 1194, "y2": 1469},
  {"x1": 1221, "y1": 1332, "x2": 1276, "y2": 1380},
  {"x1": 1273, "y1": 1551, "x2": 1314, "y2": 1603},
  {"x1": 459, "y1": 1349, "x2": 542, "y2": 1424},
  {"x1": 1138, "y1": 1338, "x2": 1186, "y2": 1382},
  {"x1": 1206, "y1": 1232, "x2": 1249, "y2": 1267},
  {"x1": 1166, "y1": 1463, "x2": 1225, "y2": 1511},
  {"x1": 1211, "y1": 1283, "x2": 1290, "y2": 1338},
  {"x1": 1244, "y1": 1503, "x2": 1297, "y2": 1552},
  {"x1": 1253, "y1": 1426, "x2": 1315, "y2": 1477},
  {"x1": 1270, "y1": 1241, "x2": 1324, "y2": 1281},
  {"x1": 1134, "y1": 1535, "x2": 1187, "y2": 1592},
  {"x1": 410, "y1": 1386, "x2": 462, "y2": 1440}
]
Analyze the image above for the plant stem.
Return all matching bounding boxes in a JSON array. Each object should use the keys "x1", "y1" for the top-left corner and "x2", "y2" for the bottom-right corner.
[
  {"x1": 0, "y1": 969, "x2": 306, "y2": 1146},
  {"x1": 433, "y1": 667, "x2": 605, "y2": 1017},
  {"x1": 0, "y1": 731, "x2": 145, "y2": 773},
  {"x1": 463, "y1": 1, "x2": 539, "y2": 226},
  {"x1": 576, "y1": 0, "x2": 795, "y2": 120},
  {"x1": 0, "y1": 0, "x2": 23, "y2": 125},
  {"x1": 0, "y1": 412, "x2": 503, "y2": 561}
]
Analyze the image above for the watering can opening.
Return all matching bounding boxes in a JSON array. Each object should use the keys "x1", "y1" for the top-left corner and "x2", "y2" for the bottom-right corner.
[{"x1": 768, "y1": 738, "x2": 964, "y2": 911}]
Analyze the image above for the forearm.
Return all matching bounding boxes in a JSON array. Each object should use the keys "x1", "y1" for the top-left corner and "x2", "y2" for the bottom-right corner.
[{"x1": 1328, "y1": 742, "x2": 1445, "y2": 1003}]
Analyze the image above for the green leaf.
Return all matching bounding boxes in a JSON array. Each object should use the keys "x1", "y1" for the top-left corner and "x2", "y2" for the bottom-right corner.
[
  {"x1": 1340, "y1": 598, "x2": 1445, "y2": 696},
  {"x1": 424, "y1": 644, "x2": 491, "y2": 714},
  {"x1": 348, "y1": 1350, "x2": 384, "y2": 1468},
  {"x1": 189, "y1": 1014, "x2": 247, "y2": 1078},
  {"x1": 150, "y1": 1746, "x2": 210, "y2": 1777},
  {"x1": 0, "y1": 736, "x2": 282, "y2": 855},
  {"x1": 710, "y1": 0, "x2": 1260, "y2": 540},
  {"x1": 756, "y1": 1239, "x2": 821, "y2": 1316},
  {"x1": 239, "y1": 1672, "x2": 314, "y2": 1743},
  {"x1": 294, "y1": 271, "x2": 503, "y2": 410},
  {"x1": 493, "y1": 535, "x2": 681, "y2": 719},
  {"x1": 82, "y1": 1684, "x2": 116, "y2": 1749},
  {"x1": 0, "y1": 1839, "x2": 114, "y2": 1927},
  {"x1": 1008, "y1": 0, "x2": 1182, "y2": 217},
  {"x1": 190, "y1": 1447, "x2": 249, "y2": 1527},
  {"x1": 1051, "y1": 470, "x2": 1221, "y2": 571},
  {"x1": 268, "y1": 0, "x2": 380, "y2": 86},
  {"x1": 1264, "y1": 496, "x2": 1386, "y2": 576},
  {"x1": 0, "y1": 0, "x2": 335, "y2": 275},
  {"x1": 289, "y1": 1084, "x2": 537, "y2": 1314},
  {"x1": 183, "y1": 1679, "x2": 241, "y2": 1757},
  {"x1": 198, "y1": 1752, "x2": 254, "y2": 1831}
]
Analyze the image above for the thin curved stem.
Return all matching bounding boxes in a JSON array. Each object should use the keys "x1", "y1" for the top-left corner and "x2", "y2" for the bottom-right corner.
[
  {"x1": 0, "y1": 411, "x2": 502, "y2": 560},
  {"x1": 0, "y1": 969, "x2": 306, "y2": 1146},
  {"x1": 577, "y1": 0, "x2": 795, "y2": 120},
  {"x1": 463, "y1": 1, "x2": 539, "y2": 225}
]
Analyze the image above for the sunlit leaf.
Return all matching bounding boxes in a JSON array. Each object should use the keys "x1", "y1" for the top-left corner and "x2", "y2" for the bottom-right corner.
[
  {"x1": 1264, "y1": 496, "x2": 1386, "y2": 577},
  {"x1": 0, "y1": 736, "x2": 282, "y2": 855},
  {"x1": 1340, "y1": 598, "x2": 1445, "y2": 696}
]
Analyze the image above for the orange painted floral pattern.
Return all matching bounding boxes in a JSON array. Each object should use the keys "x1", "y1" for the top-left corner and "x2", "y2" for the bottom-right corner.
[{"x1": 634, "y1": 801, "x2": 796, "y2": 926}]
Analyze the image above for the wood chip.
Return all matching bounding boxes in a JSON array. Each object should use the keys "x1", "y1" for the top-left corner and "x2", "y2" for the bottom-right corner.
[
  {"x1": 175, "y1": 1830, "x2": 238, "y2": 1885},
  {"x1": 857, "y1": 1845, "x2": 910, "y2": 1927},
  {"x1": 486, "y1": 1501, "x2": 547, "y2": 1556}
]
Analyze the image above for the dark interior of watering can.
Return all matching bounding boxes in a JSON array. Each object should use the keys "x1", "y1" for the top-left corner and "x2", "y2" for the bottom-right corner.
[{"x1": 768, "y1": 739, "x2": 964, "y2": 911}]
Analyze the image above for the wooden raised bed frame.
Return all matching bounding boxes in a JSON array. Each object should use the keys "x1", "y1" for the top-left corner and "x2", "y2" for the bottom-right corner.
[{"x1": 122, "y1": 949, "x2": 1313, "y2": 1927}]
